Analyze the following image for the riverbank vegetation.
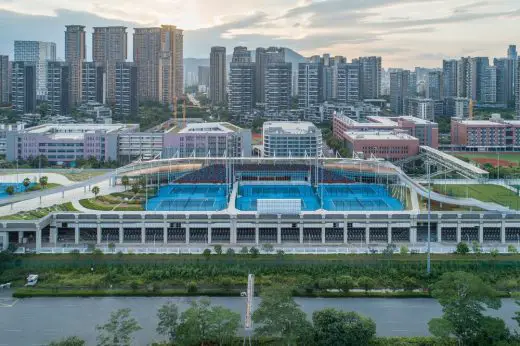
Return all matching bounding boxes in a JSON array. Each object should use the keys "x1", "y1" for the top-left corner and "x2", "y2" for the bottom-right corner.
[
  {"x1": 46, "y1": 276, "x2": 520, "y2": 346},
  {"x1": 3, "y1": 249, "x2": 520, "y2": 297}
]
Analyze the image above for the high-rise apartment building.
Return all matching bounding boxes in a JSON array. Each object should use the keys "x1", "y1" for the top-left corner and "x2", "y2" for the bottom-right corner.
[
  {"x1": 265, "y1": 62, "x2": 292, "y2": 116},
  {"x1": 14, "y1": 41, "x2": 56, "y2": 100},
  {"x1": 457, "y1": 57, "x2": 471, "y2": 98},
  {"x1": 65, "y1": 25, "x2": 86, "y2": 106},
  {"x1": 133, "y1": 25, "x2": 183, "y2": 104},
  {"x1": 442, "y1": 60, "x2": 458, "y2": 99},
  {"x1": 82, "y1": 61, "x2": 105, "y2": 104},
  {"x1": 298, "y1": 63, "x2": 321, "y2": 109},
  {"x1": 494, "y1": 58, "x2": 514, "y2": 106},
  {"x1": 92, "y1": 26, "x2": 127, "y2": 104},
  {"x1": 469, "y1": 57, "x2": 490, "y2": 102},
  {"x1": 209, "y1": 46, "x2": 226, "y2": 106},
  {"x1": 516, "y1": 59, "x2": 520, "y2": 120},
  {"x1": 11, "y1": 61, "x2": 36, "y2": 114},
  {"x1": 114, "y1": 62, "x2": 138, "y2": 118},
  {"x1": 481, "y1": 65, "x2": 497, "y2": 104},
  {"x1": 228, "y1": 47, "x2": 255, "y2": 116},
  {"x1": 255, "y1": 47, "x2": 284, "y2": 104},
  {"x1": 358, "y1": 56, "x2": 382, "y2": 99},
  {"x1": 198, "y1": 66, "x2": 210, "y2": 87},
  {"x1": 336, "y1": 63, "x2": 360, "y2": 104},
  {"x1": 47, "y1": 61, "x2": 71, "y2": 116},
  {"x1": 509, "y1": 45, "x2": 518, "y2": 95},
  {"x1": 426, "y1": 71, "x2": 442, "y2": 100},
  {"x1": 390, "y1": 70, "x2": 410, "y2": 115},
  {"x1": 0, "y1": 55, "x2": 8, "y2": 104}
]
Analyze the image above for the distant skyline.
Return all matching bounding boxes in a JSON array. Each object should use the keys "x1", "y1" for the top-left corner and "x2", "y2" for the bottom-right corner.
[{"x1": 0, "y1": 0, "x2": 519, "y2": 68}]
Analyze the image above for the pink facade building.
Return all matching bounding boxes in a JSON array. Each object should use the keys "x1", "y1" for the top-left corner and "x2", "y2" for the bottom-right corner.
[
  {"x1": 451, "y1": 118, "x2": 520, "y2": 150},
  {"x1": 343, "y1": 131, "x2": 420, "y2": 161},
  {"x1": 333, "y1": 115, "x2": 438, "y2": 148}
]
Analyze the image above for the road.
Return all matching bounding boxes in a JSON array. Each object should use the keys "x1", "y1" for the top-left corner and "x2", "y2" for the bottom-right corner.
[
  {"x1": 0, "y1": 171, "x2": 115, "y2": 207},
  {"x1": 0, "y1": 296, "x2": 517, "y2": 345}
]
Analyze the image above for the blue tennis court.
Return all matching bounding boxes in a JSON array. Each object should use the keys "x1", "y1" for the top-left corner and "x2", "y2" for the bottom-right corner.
[
  {"x1": 236, "y1": 184, "x2": 320, "y2": 211},
  {"x1": 146, "y1": 184, "x2": 228, "y2": 211},
  {"x1": 318, "y1": 184, "x2": 403, "y2": 211}
]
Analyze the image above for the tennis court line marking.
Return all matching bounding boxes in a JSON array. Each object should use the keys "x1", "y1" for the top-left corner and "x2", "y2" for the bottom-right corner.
[{"x1": 0, "y1": 298, "x2": 18, "y2": 308}]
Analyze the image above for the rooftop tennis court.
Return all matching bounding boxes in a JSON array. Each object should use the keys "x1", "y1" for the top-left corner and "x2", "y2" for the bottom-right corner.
[
  {"x1": 146, "y1": 184, "x2": 228, "y2": 211},
  {"x1": 319, "y1": 184, "x2": 403, "y2": 211},
  {"x1": 236, "y1": 184, "x2": 320, "y2": 211}
]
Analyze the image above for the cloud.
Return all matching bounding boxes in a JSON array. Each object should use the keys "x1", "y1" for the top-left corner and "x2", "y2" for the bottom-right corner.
[{"x1": 0, "y1": 0, "x2": 519, "y2": 68}]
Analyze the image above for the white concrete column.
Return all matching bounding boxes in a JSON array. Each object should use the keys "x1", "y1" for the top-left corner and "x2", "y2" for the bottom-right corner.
[
  {"x1": 277, "y1": 224, "x2": 282, "y2": 245},
  {"x1": 163, "y1": 225, "x2": 168, "y2": 245},
  {"x1": 343, "y1": 221, "x2": 348, "y2": 244},
  {"x1": 437, "y1": 222, "x2": 442, "y2": 243},
  {"x1": 35, "y1": 229, "x2": 42, "y2": 253},
  {"x1": 0, "y1": 232, "x2": 8, "y2": 251},
  {"x1": 96, "y1": 225, "x2": 102, "y2": 244},
  {"x1": 387, "y1": 225, "x2": 392, "y2": 244},
  {"x1": 321, "y1": 224, "x2": 326, "y2": 244},
  {"x1": 479, "y1": 222, "x2": 484, "y2": 244},
  {"x1": 456, "y1": 221, "x2": 462, "y2": 243},
  {"x1": 74, "y1": 224, "x2": 80, "y2": 245},
  {"x1": 255, "y1": 226, "x2": 259, "y2": 245},
  {"x1": 230, "y1": 218, "x2": 237, "y2": 244},
  {"x1": 185, "y1": 224, "x2": 190, "y2": 244},
  {"x1": 365, "y1": 225, "x2": 370, "y2": 244},
  {"x1": 51, "y1": 227, "x2": 58, "y2": 244},
  {"x1": 299, "y1": 223, "x2": 304, "y2": 244},
  {"x1": 141, "y1": 227, "x2": 146, "y2": 244},
  {"x1": 501, "y1": 220, "x2": 506, "y2": 244},
  {"x1": 119, "y1": 226, "x2": 123, "y2": 244},
  {"x1": 18, "y1": 231, "x2": 23, "y2": 243},
  {"x1": 207, "y1": 225, "x2": 212, "y2": 244}
]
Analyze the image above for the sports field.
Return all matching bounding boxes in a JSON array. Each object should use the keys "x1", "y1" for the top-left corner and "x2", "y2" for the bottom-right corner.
[
  {"x1": 432, "y1": 184, "x2": 520, "y2": 210},
  {"x1": 454, "y1": 152, "x2": 520, "y2": 167}
]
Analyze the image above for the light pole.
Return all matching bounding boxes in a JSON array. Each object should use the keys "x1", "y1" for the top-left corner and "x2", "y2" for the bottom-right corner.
[
  {"x1": 427, "y1": 159, "x2": 431, "y2": 275},
  {"x1": 497, "y1": 151, "x2": 500, "y2": 181}
]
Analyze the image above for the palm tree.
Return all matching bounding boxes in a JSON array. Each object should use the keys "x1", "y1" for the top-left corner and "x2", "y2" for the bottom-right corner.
[
  {"x1": 22, "y1": 177, "x2": 31, "y2": 192},
  {"x1": 5, "y1": 185, "x2": 15, "y2": 196},
  {"x1": 92, "y1": 186, "x2": 100, "y2": 199},
  {"x1": 121, "y1": 176, "x2": 130, "y2": 191},
  {"x1": 39, "y1": 176, "x2": 48, "y2": 189}
]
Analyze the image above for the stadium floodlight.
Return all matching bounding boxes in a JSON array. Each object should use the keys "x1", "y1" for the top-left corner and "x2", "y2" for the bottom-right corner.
[{"x1": 427, "y1": 158, "x2": 431, "y2": 275}]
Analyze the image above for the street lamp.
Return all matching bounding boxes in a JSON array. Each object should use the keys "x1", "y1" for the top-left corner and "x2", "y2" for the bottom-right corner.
[{"x1": 427, "y1": 159, "x2": 431, "y2": 275}]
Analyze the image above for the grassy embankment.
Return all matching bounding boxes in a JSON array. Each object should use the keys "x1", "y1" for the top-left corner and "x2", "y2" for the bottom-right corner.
[{"x1": 4, "y1": 252, "x2": 520, "y2": 298}]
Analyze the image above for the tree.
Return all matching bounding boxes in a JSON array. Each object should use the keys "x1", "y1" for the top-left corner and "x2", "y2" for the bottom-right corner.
[
  {"x1": 318, "y1": 278, "x2": 335, "y2": 290},
  {"x1": 5, "y1": 185, "x2": 15, "y2": 196},
  {"x1": 213, "y1": 244, "x2": 223, "y2": 255},
  {"x1": 156, "y1": 302, "x2": 179, "y2": 343},
  {"x1": 23, "y1": 177, "x2": 31, "y2": 191},
  {"x1": 131, "y1": 182, "x2": 140, "y2": 195},
  {"x1": 455, "y1": 242, "x2": 470, "y2": 255},
  {"x1": 252, "y1": 285, "x2": 313, "y2": 345},
  {"x1": 400, "y1": 245, "x2": 409, "y2": 255},
  {"x1": 357, "y1": 276, "x2": 376, "y2": 293},
  {"x1": 203, "y1": 248, "x2": 211, "y2": 259},
  {"x1": 261, "y1": 243, "x2": 274, "y2": 253},
  {"x1": 121, "y1": 176, "x2": 129, "y2": 191},
  {"x1": 508, "y1": 244, "x2": 518, "y2": 254},
  {"x1": 249, "y1": 246, "x2": 259, "y2": 258},
  {"x1": 92, "y1": 185, "x2": 100, "y2": 198},
  {"x1": 428, "y1": 271, "x2": 509, "y2": 345},
  {"x1": 336, "y1": 275, "x2": 355, "y2": 293},
  {"x1": 239, "y1": 246, "x2": 249, "y2": 255},
  {"x1": 39, "y1": 176, "x2": 48, "y2": 189},
  {"x1": 108, "y1": 242, "x2": 116, "y2": 252},
  {"x1": 226, "y1": 248, "x2": 235, "y2": 256},
  {"x1": 472, "y1": 240, "x2": 482, "y2": 255},
  {"x1": 48, "y1": 336, "x2": 86, "y2": 346},
  {"x1": 96, "y1": 308, "x2": 142, "y2": 346},
  {"x1": 313, "y1": 308, "x2": 376, "y2": 346},
  {"x1": 176, "y1": 298, "x2": 240, "y2": 346}
]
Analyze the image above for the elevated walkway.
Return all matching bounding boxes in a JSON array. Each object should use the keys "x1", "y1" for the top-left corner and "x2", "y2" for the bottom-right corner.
[{"x1": 419, "y1": 146, "x2": 489, "y2": 180}]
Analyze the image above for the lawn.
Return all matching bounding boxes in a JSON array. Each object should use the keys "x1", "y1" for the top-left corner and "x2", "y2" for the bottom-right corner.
[
  {"x1": 432, "y1": 184, "x2": 520, "y2": 210},
  {"x1": 0, "y1": 202, "x2": 78, "y2": 220},
  {"x1": 454, "y1": 152, "x2": 520, "y2": 167},
  {"x1": 79, "y1": 195, "x2": 144, "y2": 211},
  {"x1": 61, "y1": 170, "x2": 110, "y2": 182}
]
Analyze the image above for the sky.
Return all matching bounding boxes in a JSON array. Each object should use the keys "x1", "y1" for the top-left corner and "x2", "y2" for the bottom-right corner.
[{"x1": 0, "y1": 0, "x2": 519, "y2": 68}]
